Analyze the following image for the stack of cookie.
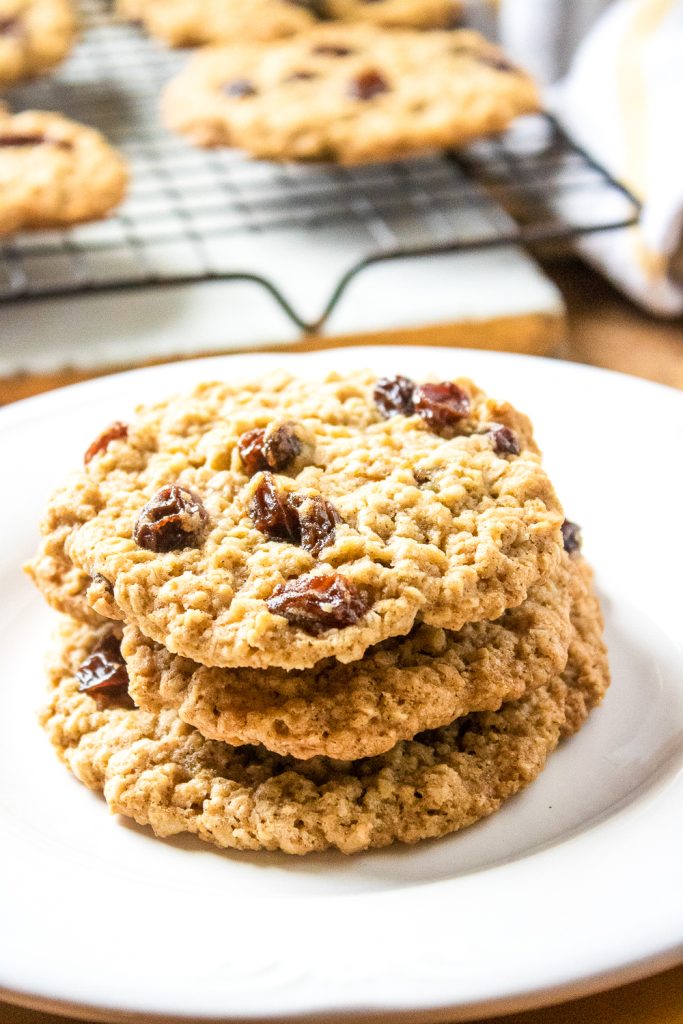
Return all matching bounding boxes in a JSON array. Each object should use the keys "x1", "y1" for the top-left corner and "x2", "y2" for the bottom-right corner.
[{"x1": 27, "y1": 370, "x2": 609, "y2": 855}]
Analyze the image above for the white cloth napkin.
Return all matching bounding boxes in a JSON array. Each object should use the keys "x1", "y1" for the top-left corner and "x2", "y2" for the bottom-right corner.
[
  {"x1": 499, "y1": 0, "x2": 611, "y2": 84},
  {"x1": 499, "y1": 0, "x2": 683, "y2": 317}
]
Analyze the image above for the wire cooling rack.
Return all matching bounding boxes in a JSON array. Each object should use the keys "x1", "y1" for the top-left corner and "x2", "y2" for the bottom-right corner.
[{"x1": 1, "y1": 0, "x2": 640, "y2": 332}]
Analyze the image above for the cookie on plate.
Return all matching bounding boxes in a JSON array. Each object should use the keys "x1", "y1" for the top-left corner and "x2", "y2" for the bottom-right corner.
[
  {"x1": 41, "y1": 559, "x2": 608, "y2": 855},
  {"x1": 162, "y1": 26, "x2": 539, "y2": 164},
  {"x1": 0, "y1": 108, "x2": 129, "y2": 235},
  {"x1": 25, "y1": 521, "x2": 105, "y2": 627},
  {"x1": 123, "y1": 555, "x2": 575, "y2": 760},
  {"x1": 27, "y1": 371, "x2": 564, "y2": 671},
  {"x1": 0, "y1": 0, "x2": 76, "y2": 84},
  {"x1": 117, "y1": 0, "x2": 457, "y2": 48}
]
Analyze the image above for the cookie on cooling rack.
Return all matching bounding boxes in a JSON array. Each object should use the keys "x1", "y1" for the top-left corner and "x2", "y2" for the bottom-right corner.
[
  {"x1": 117, "y1": 0, "x2": 457, "y2": 48},
  {"x1": 326, "y1": 0, "x2": 458, "y2": 29},
  {"x1": 40, "y1": 558, "x2": 609, "y2": 855},
  {"x1": 0, "y1": 0, "x2": 76, "y2": 84},
  {"x1": 116, "y1": 0, "x2": 313, "y2": 46},
  {"x1": 26, "y1": 370, "x2": 563, "y2": 671},
  {"x1": 0, "y1": 109, "x2": 129, "y2": 234},
  {"x1": 162, "y1": 26, "x2": 539, "y2": 164}
]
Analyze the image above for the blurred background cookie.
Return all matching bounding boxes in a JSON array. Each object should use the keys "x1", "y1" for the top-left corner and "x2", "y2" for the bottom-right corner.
[
  {"x1": 0, "y1": 107, "x2": 128, "y2": 233},
  {"x1": 117, "y1": 0, "x2": 459, "y2": 48},
  {"x1": 163, "y1": 26, "x2": 539, "y2": 163},
  {"x1": 0, "y1": 0, "x2": 76, "y2": 84}
]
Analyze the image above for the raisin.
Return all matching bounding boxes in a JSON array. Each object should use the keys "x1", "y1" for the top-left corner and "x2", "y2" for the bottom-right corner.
[
  {"x1": 250, "y1": 473, "x2": 300, "y2": 544},
  {"x1": 134, "y1": 485, "x2": 208, "y2": 552},
  {"x1": 478, "y1": 53, "x2": 517, "y2": 73},
  {"x1": 373, "y1": 375, "x2": 416, "y2": 418},
  {"x1": 84, "y1": 421, "x2": 128, "y2": 465},
  {"x1": 414, "y1": 382, "x2": 471, "y2": 437},
  {"x1": 561, "y1": 520, "x2": 582, "y2": 554},
  {"x1": 265, "y1": 423, "x2": 304, "y2": 471},
  {"x1": 91, "y1": 572, "x2": 113, "y2": 594},
  {"x1": 87, "y1": 573, "x2": 120, "y2": 618},
  {"x1": 238, "y1": 428, "x2": 268, "y2": 475},
  {"x1": 238, "y1": 422, "x2": 305, "y2": 476},
  {"x1": 0, "y1": 17, "x2": 20, "y2": 34},
  {"x1": 287, "y1": 0, "x2": 329, "y2": 16},
  {"x1": 0, "y1": 133, "x2": 71, "y2": 149},
  {"x1": 77, "y1": 635, "x2": 130, "y2": 698},
  {"x1": 267, "y1": 573, "x2": 368, "y2": 634},
  {"x1": 450, "y1": 44, "x2": 516, "y2": 73},
  {"x1": 488, "y1": 424, "x2": 521, "y2": 456},
  {"x1": 285, "y1": 70, "x2": 318, "y2": 82},
  {"x1": 223, "y1": 78, "x2": 257, "y2": 98},
  {"x1": 289, "y1": 493, "x2": 340, "y2": 556},
  {"x1": 313, "y1": 44, "x2": 353, "y2": 57},
  {"x1": 250, "y1": 475, "x2": 340, "y2": 555},
  {"x1": 413, "y1": 467, "x2": 433, "y2": 485},
  {"x1": 349, "y1": 69, "x2": 389, "y2": 100}
]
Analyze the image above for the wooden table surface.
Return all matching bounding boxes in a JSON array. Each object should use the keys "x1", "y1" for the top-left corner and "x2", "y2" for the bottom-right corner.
[{"x1": 1, "y1": 258, "x2": 681, "y2": 1024}]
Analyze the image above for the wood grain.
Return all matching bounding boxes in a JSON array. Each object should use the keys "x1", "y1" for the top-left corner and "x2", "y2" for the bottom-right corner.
[{"x1": 547, "y1": 259, "x2": 683, "y2": 389}]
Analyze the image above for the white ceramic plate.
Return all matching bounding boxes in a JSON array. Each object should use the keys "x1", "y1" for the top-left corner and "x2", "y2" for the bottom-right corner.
[{"x1": 1, "y1": 347, "x2": 682, "y2": 1023}]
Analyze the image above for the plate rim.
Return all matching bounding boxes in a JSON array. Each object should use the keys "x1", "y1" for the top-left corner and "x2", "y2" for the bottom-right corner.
[
  {"x1": 1, "y1": 948, "x2": 682, "y2": 1024},
  {"x1": 2, "y1": 346, "x2": 682, "y2": 430},
  {"x1": 1, "y1": 346, "x2": 682, "y2": 1023}
]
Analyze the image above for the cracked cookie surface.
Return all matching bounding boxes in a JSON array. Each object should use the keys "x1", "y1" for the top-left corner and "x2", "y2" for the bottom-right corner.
[
  {"x1": 41, "y1": 560, "x2": 608, "y2": 855},
  {"x1": 123, "y1": 554, "x2": 575, "y2": 760},
  {"x1": 162, "y1": 26, "x2": 538, "y2": 164},
  {"x1": 28, "y1": 371, "x2": 563, "y2": 671},
  {"x1": 0, "y1": 108, "x2": 128, "y2": 234},
  {"x1": 0, "y1": 0, "x2": 76, "y2": 84}
]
